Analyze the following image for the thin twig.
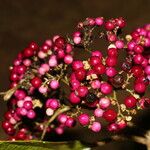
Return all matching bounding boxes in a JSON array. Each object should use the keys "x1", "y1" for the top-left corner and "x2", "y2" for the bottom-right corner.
[{"x1": 40, "y1": 105, "x2": 71, "y2": 140}]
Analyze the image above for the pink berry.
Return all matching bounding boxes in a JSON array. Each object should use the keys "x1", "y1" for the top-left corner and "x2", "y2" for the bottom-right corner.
[
  {"x1": 78, "y1": 113, "x2": 90, "y2": 126},
  {"x1": 39, "y1": 86, "x2": 48, "y2": 94},
  {"x1": 46, "y1": 99, "x2": 59, "y2": 110},
  {"x1": 17, "y1": 100, "x2": 24, "y2": 108},
  {"x1": 73, "y1": 36, "x2": 81, "y2": 44},
  {"x1": 100, "y1": 83, "x2": 112, "y2": 95},
  {"x1": 50, "y1": 80, "x2": 60, "y2": 90},
  {"x1": 27, "y1": 110, "x2": 36, "y2": 119},
  {"x1": 64, "y1": 55, "x2": 73, "y2": 64},
  {"x1": 49, "y1": 55, "x2": 57, "y2": 67},
  {"x1": 23, "y1": 59, "x2": 31, "y2": 66},
  {"x1": 91, "y1": 80, "x2": 101, "y2": 89},
  {"x1": 94, "y1": 108, "x2": 104, "y2": 117},
  {"x1": 106, "y1": 67, "x2": 117, "y2": 77},
  {"x1": 90, "y1": 122, "x2": 101, "y2": 132},
  {"x1": 115, "y1": 40, "x2": 124, "y2": 49},
  {"x1": 55, "y1": 127, "x2": 64, "y2": 135},
  {"x1": 70, "y1": 79, "x2": 80, "y2": 90},
  {"x1": 38, "y1": 51, "x2": 46, "y2": 59},
  {"x1": 58, "y1": 114, "x2": 68, "y2": 124},
  {"x1": 20, "y1": 108, "x2": 27, "y2": 116},
  {"x1": 99, "y1": 97, "x2": 111, "y2": 109},
  {"x1": 95, "y1": 17, "x2": 104, "y2": 26},
  {"x1": 92, "y1": 50, "x2": 103, "y2": 58},
  {"x1": 145, "y1": 66, "x2": 150, "y2": 75}
]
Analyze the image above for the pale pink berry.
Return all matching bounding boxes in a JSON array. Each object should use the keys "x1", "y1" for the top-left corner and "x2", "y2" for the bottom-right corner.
[
  {"x1": 41, "y1": 64, "x2": 50, "y2": 72},
  {"x1": 91, "y1": 80, "x2": 101, "y2": 89},
  {"x1": 49, "y1": 55, "x2": 57, "y2": 67},
  {"x1": 46, "y1": 108, "x2": 54, "y2": 116},
  {"x1": 23, "y1": 59, "x2": 31, "y2": 67},
  {"x1": 58, "y1": 114, "x2": 68, "y2": 124},
  {"x1": 38, "y1": 51, "x2": 47, "y2": 59},
  {"x1": 10, "y1": 118, "x2": 17, "y2": 125},
  {"x1": 38, "y1": 67, "x2": 46, "y2": 75},
  {"x1": 50, "y1": 80, "x2": 59, "y2": 90},
  {"x1": 24, "y1": 96, "x2": 32, "y2": 101},
  {"x1": 73, "y1": 36, "x2": 81, "y2": 44},
  {"x1": 99, "y1": 97, "x2": 111, "y2": 109},
  {"x1": 45, "y1": 39, "x2": 53, "y2": 47},
  {"x1": 90, "y1": 122, "x2": 101, "y2": 132},
  {"x1": 115, "y1": 40, "x2": 124, "y2": 49},
  {"x1": 64, "y1": 55, "x2": 73, "y2": 64},
  {"x1": 94, "y1": 108, "x2": 104, "y2": 117},
  {"x1": 39, "y1": 86, "x2": 48, "y2": 94},
  {"x1": 17, "y1": 100, "x2": 24, "y2": 108}
]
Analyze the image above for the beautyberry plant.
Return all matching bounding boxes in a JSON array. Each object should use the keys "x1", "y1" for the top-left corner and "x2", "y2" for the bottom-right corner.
[{"x1": 1, "y1": 17, "x2": 150, "y2": 141}]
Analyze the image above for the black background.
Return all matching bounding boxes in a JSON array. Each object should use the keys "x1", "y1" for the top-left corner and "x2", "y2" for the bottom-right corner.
[{"x1": 0, "y1": 0, "x2": 150, "y2": 149}]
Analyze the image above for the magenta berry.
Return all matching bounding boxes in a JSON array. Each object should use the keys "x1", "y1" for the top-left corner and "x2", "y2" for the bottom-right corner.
[
  {"x1": 100, "y1": 83, "x2": 112, "y2": 95},
  {"x1": 78, "y1": 113, "x2": 90, "y2": 126},
  {"x1": 2, "y1": 16, "x2": 150, "y2": 140}
]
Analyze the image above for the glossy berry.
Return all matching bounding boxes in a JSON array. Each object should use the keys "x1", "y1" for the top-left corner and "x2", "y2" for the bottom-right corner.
[
  {"x1": 78, "y1": 113, "x2": 90, "y2": 126},
  {"x1": 31, "y1": 77, "x2": 42, "y2": 88},
  {"x1": 90, "y1": 122, "x2": 101, "y2": 132},
  {"x1": 99, "y1": 97, "x2": 111, "y2": 109},
  {"x1": 69, "y1": 92, "x2": 81, "y2": 104},
  {"x1": 103, "y1": 109, "x2": 117, "y2": 122},
  {"x1": 93, "y1": 63, "x2": 105, "y2": 75},
  {"x1": 106, "y1": 57, "x2": 117, "y2": 67},
  {"x1": 75, "y1": 68, "x2": 86, "y2": 81},
  {"x1": 134, "y1": 82, "x2": 146, "y2": 93},
  {"x1": 124, "y1": 96, "x2": 137, "y2": 108},
  {"x1": 23, "y1": 48, "x2": 34, "y2": 57},
  {"x1": 105, "y1": 21, "x2": 115, "y2": 30},
  {"x1": 77, "y1": 86, "x2": 88, "y2": 97},
  {"x1": 90, "y1": 56, "x2": 101, "y2": 66},
  {"x1": 100, "y1": 83, "x2": 112, "y2": 95},
  {"x1": 131, "y1": 66, "x2": 143, "y2": 77}
]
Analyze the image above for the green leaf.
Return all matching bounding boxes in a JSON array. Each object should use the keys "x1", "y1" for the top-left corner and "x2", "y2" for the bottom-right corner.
[{"x1": 0, "y1": 140, "x2": 89, "y2": 150}]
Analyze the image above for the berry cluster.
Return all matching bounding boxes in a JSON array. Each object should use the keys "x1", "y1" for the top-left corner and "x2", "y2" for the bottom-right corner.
[{"x1": 1, "y1": 17, "x2": 150, "y2": 141}]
